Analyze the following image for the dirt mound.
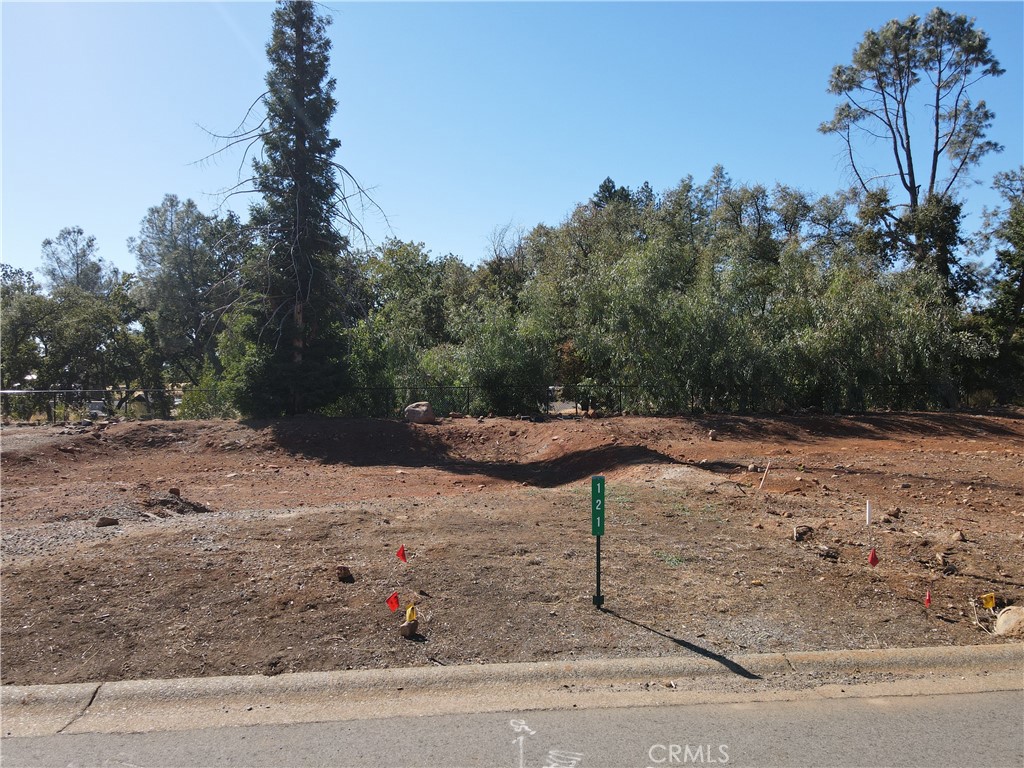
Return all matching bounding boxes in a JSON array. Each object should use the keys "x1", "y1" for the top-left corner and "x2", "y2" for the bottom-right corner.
[{"x1": 2, "y1": 413, "x2": 1022, "y2": 686}]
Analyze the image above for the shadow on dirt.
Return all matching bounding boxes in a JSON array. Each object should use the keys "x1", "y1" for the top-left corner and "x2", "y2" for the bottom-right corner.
[
  {"x1": 691, "y1": 412, "x2": 1024, "y2": 442},
  {"x1": 251, "y1": 417, "x2": 679, "y2": 487},
  {"x1": 444, "y1": 443, "x2": 679, "y2": 487},
  {"x1": 600, "y1": 608, "x2": 762, "y2": 680}
]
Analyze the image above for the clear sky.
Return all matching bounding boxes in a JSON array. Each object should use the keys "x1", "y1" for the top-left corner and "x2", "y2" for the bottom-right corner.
[{"x1": 2, "y1": 1, "x2": 1022, "y2": 280}]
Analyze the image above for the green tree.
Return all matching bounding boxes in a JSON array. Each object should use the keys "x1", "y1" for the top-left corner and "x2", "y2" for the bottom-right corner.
[
  {"x1": 0, "y1": 266, "x2": 47, "y2": 416},
  {"x1": 479, "y1": 223, "x2": 530, "y2": 305},
  {"x1": 975, "y1": 167, "x2": 1024, "y2": 401},
  {"x1": 591, "y1": 177, "x2": 632, "y2": 209},
  {"x1": 349, "y1": 239, "x2": 453, "y2": 397},
  {"x1": 985, "y1": 168, "x2": 1024, "y2": 347},
  {"x1": 223, "y1": 0, "x2": 365, "y2": 416},
  {"x1": 130, "y1": 194, "x2": 246, "y2": 385},
  {"x1": 40, "y1": 226, "x2": 118, "y2": 296},
  {"x1": 820, "y1": 7, "x2": 1004, "y2": 297},
  {"x1": 14, "y1": 276, "x2": 161, "y2": 413},
  {"x1": 460, "y1": 299, "x2": 552, "y2": 415}
]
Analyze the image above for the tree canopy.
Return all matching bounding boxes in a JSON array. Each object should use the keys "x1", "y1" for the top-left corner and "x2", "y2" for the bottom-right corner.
[
  {"x1": 221, "y1": 0, "x2": 358, "y2": 416},
  {"x1": 40, "y1": 226, "x2": 118, "y2": 296},
  {"x1": 2, "y1": 5, "x2": 1020, "y2": 420},
  {"x1": 820, "y1": 7, "x2": 1004, "y2": 297}
]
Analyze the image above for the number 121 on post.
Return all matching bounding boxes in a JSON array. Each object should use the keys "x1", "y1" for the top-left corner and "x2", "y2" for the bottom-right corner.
[{"x1": 592, "y1": 475, "x2": 605, "y2": 536}]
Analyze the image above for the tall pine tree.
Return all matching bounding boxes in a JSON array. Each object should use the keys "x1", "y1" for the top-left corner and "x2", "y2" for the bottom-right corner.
[{"x1": 226, "y1": 0, "x2": 355, "y2": 416}]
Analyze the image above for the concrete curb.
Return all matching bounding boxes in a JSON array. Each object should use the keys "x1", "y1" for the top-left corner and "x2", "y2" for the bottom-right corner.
[
  {"x1": 0, "y1": 682, "x2": 99, "y2": 737},
  {"x1": 783, "y1": 643, "x2": 1022, "y2": 674},
  {"x1": 3, "y1": 643, "x2": 1021, "y2": 737}
]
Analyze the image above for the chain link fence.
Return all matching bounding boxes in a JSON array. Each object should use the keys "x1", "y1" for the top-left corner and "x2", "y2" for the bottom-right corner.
[
  {"x1": 1, "y1": 381, "x2": 946, "y2": 424},
  {"x1": 0, "y1": 389, "x2": 178, "y2": 424}
]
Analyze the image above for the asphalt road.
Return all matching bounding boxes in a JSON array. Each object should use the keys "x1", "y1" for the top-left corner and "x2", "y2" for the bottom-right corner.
[{"x1": 4, "y1": 689, "x2": 1022, "y2": 768}]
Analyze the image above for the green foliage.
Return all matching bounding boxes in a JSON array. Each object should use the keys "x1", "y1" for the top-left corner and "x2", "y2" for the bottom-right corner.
[
  {"x1": 506, "y1": 169, "x2": 980, "y2": 413},
  {"x1": 459, "y1": 300, "x2": 553, "y2": 415},
  {"x1": 218, "y1": 309, "x2": 348, "y2": 418},
  {"x1": 178, "y1": 369, "x2": 237, "y2": 420},
  {"x1": 1, "y1": 266, "x2": 44, "y2": 389},
  {"x1": 328, "y1": 318, "x2": 399, "y2": 418},
  {"x1": 2, "y1": 265, "x2": 168, "y2": 417},
  {"x1": 130, "y1": 195, "x2": 247, "y2": 385},
  {"x1": 418, "y1": 343, "x2": 467, "y2": 387},
  {"x1": 362, "y1": 240, "x2": 453, "y2": 370},
  {"x1": 1, "y1": 265, "x2": 46, "y2": 417},
  {"x1": 0, "y1": 272, "x2": 163, "y2": 415},
  {"x1": 970, "y1": 167, "x2": 1024, "y2": 402}
]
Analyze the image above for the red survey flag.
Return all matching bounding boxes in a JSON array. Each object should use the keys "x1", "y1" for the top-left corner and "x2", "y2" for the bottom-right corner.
[
  {"x1": 868, "y1": 548, "x2": 879, "y2": 567},
  {"x1": 925, "y1": 590, "x2": 932, "y2": 608},
  {"x1": 386, "y1": 591, "x2": 400, "y2": 612},
  {"x1": 396, "y1": 545, "x2": 407, "y2": 563}
]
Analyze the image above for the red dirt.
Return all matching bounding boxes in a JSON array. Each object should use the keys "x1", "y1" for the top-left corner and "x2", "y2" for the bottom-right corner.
[{"x1": 1, "y1": 413, "x2": 1022, "y2": 685}]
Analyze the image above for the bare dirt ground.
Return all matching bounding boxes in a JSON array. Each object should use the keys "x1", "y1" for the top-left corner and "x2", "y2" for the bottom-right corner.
[{"x1": 1, "y1": 413, "x2": 1022, "y2": 686}]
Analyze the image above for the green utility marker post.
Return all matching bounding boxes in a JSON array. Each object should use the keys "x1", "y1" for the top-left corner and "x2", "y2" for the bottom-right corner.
[{"x1": 592, "y1": 475, "x2": 605, "y2": 608}]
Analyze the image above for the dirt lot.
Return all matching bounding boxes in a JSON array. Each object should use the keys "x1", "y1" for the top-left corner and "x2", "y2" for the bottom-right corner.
[{"x1": 1, "y1": 412, "x2": 1022, "y2": 686}]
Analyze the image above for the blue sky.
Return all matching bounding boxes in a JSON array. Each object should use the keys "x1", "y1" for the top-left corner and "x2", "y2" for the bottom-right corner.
[{"x1": 2, "y1": 1, "x2": 1022, "y2": 280}]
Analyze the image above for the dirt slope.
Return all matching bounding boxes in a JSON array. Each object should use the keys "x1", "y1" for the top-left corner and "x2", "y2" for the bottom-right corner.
[{"x1": 1, "y1": 413, "x2": 1022, "y2": 685}]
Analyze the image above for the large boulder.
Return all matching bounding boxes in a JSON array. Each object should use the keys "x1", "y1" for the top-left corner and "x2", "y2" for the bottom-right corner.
[
  {"x1": 994, "y1": 606, "x2": 1024, "y2": 637},
  {"x1": 404, "y1": 402, "x2": 437, "y2": 424}
]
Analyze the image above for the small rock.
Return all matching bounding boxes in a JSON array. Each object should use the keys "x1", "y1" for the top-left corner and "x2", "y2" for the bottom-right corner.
[
  {"x1": 817, "y1": 545, "x2": 840, "y2": 561},
  {"x1": 748, "y1": 464, "x2": 757, "y2": 472},
  {"x1": 399, "y1": 619, "x2": 419, "y2": 638},
  {"x1": 708, "y1": 429, "x2": 717, "y2": 441},
  {"x1": 793, "y1": 525, "x2": 814, "y2": 541},
  {"x1": 950, "y1": 529, "x2": 967, "y2": 542},
  {"x1": 169, "y1": 488, "x2": 181, "y2": 497},
  {"x1": 336, "y1": 566, "x2": 355, "y2": 583},
  {"x1": 96, "y1": 516, "x2": 119, "y2": 527}
]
